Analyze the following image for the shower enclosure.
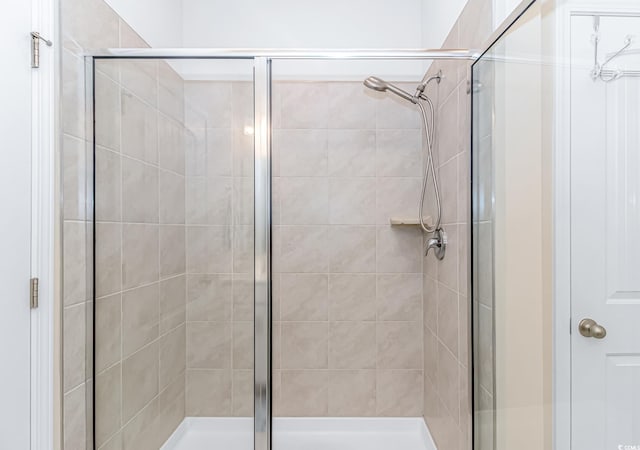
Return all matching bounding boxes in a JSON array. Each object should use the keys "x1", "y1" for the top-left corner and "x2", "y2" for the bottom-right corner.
[{"x1": 88, "y1": 51, "x2": 474, "y2": 450}]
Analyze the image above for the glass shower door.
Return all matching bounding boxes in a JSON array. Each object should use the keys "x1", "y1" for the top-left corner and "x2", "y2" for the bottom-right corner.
[
  {"x1": 472, "y1": 3, "x2": 640, "y2": 450},
  {"x1": 91, "y1": 57, "x2": 257, "y2": 450},
  {"x1": 471, "y1": 2, "x2": 553, "y2": 449}
]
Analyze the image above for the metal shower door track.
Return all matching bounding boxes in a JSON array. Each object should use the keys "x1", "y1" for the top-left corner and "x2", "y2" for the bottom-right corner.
[{"x1": 88, "y1": 48, "x2": 477, "y2": 59}]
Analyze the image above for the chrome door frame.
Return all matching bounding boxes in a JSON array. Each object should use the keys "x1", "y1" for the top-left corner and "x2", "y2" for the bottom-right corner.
[{"x1": 87, "y1": 47, "x2": 488, "y2": 450}]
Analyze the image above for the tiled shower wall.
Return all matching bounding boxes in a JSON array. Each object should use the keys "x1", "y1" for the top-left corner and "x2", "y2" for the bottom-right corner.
[
  {"x1": 182, "y1": 80, "x2": 255, "y2": 417},
  {"x1": 61, "y1": 0, "x2": 189, "y2": 448},
  {"x1": 421, "y1": 0, "x2": 494, "y2": 449},
  {"x1": 90, "y1": 54, "x2": 188, "y2": 450},
  {"x1": 271, "y1": 81, "x2": 426, "y2": 417}
]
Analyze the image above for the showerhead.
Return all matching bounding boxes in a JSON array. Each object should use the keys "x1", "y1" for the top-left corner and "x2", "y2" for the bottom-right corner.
[
  {"x1": 363, "y1": 76, "x2": 416, "y2": 103},
  {"x1": 363, "y1": 76, "x2": 388, "y2": 92}
]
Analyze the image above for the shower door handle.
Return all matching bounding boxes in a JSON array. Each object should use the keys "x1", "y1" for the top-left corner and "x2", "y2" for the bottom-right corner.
[{"x1": 578, "y1": 318, "x2": 607, "y2": 339}]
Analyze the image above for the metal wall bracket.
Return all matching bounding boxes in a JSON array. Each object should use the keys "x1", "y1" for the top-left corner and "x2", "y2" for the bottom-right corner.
[{"x1": 31, "y1": 31, "x2": 52, "y2": 68}]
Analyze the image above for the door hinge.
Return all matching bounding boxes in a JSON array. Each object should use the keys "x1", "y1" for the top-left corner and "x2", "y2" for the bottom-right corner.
[
  {"x1": 30, "y1": 31, "x2": 52, "y2": 69},
  {"x1": 30, "y1": 277, "x2": 39, "y2": 309}
]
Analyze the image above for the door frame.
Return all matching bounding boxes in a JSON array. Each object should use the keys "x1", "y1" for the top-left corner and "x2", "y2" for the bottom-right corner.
[
  {"x1": 553, "y1": 2, "x2": 640, "y2": 450},
  {"x1": 31, "y1": 0, "x2": 56, "y2": 446}
]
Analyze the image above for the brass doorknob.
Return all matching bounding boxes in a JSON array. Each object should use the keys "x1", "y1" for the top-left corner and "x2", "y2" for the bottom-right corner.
[{"x1": 578, "y1": 318, "x2": 607, "y2": 339}]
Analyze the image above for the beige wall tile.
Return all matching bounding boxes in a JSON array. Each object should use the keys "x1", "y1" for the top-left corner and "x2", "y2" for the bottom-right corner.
[
  {"x1": 280, "y1": 274, "x2": 328, "y2": 321},
  {"x1": 276, "y1": 129, "x2": 328, "y2": 176},
  {"x1": 157, "y1": 373, "x2": 185, "y2": 443},
  {"x1": 61, "y1": 50, "x2": 86, "y2": 138},
  {"x1": 233, "y1": 226, "x2": 254, "y2": 273},
  {"x1": 375, "y1": 88, "x2": 421, "y2": 129},
  {"x1": 121, "y1": 92, "x2": 158, "y2": 164},
  {"x1": 159, "y1": 325, "x2": 186, "y2": 390},
  {"x1": 233, "y1": 129, "x2": 254, "y2": 177},
  {"x1": 95, "y1": 294, "x2": 121, "y2": 373},
  {"x1": 232, "y1": 370, "x2": 253, "y2": 417},
  {"x1": 328, "y1": 274, "x2": 376, "y2": 321},
  {"x1": 159, "y1": 171, "x2": 186, "y2": 225},
  {"x1": 423, "y1": 275, "x2": 438, "y2": 331},
  {"x1": 95, "y1": 363, "x2": 121, "y2": 447},
  {"x1": 376, "y1": 226, "x2": 422, "y2": 273},
  {"x1": 187, "y1": 322, "x2": 232, "y2": 369},
  {"x1": 280, "y1": 177, "x2": 329, "y2": 225},
  {"x1": 437, "y1": 283, "x2": 459, "y2": 358},
  {"x1": 439, "y1": 158, "x2": 458, "y2": 225},
  {"x1": 232, "y1": 274, "x2": 253, "y2": 321},
  {"x1": 184, "y1": 82, "x2": 232, "y2": 129},
  {"x1": 328, "y1": 370, "x2": 376, "y2": 416},
  {"x1": 376, "y1": 370, "x2": 423, "y2": 416},
  {"x1": 280, "y1": 370, "x2": 328, "y2": 416},
  {"x1": 120, "y1": 61, "x2": 158, "y2": 107},
  {"x1": 205, "y1": 129, "x2": 233, "y2": 177},
  {"x1": 376, "y1": 274, "x2": 422, "y2": 321},
  {"x1": 63, "y1": 135, "x2": 87, "y2": 221},
  {"x1": 280, "y1": 83, "x2": 329, "y2": 129},
  {"x1": 62, "y1": 0, "x2": 119, "y2": 50},
  {"x1": 63, "y1": 304, "x2": 86, "y2": 392},
  {"x1": 159, "y1": 275, "x2": 186, "y2": 333},
  {"x1": 122, "y1": 157, "x2": 159, "y2": 223},
  {"x1": 328, "y1": 226, "x2": 376, "y2": 273},
  {"x1": 376, "y1": 177, "x2": 422, "y2": 225},
  {"x1": 327, "y1": 130, "x2": 376, "y2": 177},
  {"x1": 327, "y1": 83, "x2": 376, "y2": 129},
  {"x1": 281, "y1": 322, "x2": 328, "y2": 370},
  {"x1": 233, "y1": 177, "x2": 254, "y2": 226},
  {"x1": 159, "y1": 225, "x2": 186, "y2": 278},
  {"x1": 187, "y1": 274, "x2": 232, "y2": 322},
  {"x1": 95, "y1": 72, "x2": 121, "y2": 151},
  {"x1": 185, "y1": 369, "x2": 232, "y2": 416},
  {"x1": 376, "y1": 129, "x2": 422, "y2": 177},
  {"x1": 122, "y1": 283, "x2": 159, "y2": 357},
  {"x1": 98, "y1": 432, "x2": 122, "y2": 450},
  {"x1": 122, "y1": 342, "x2": 159, "y2": 422},
  {"x1": 424, "y1": 328, "x2": 438, "y2": 384},
  {"x1": 95, "y1": 147, "x2": 121, "y2": 222},
  {"x1": 95, "y1": 222, "x2": 121, "y2": 298},
  {"x1": 329, "y1": 177, "x2": 376, "y2": 225},
  {"x1": 279, "y1": 226, "x2": 329, "y2": 273},
  {"x1": 63, "y1": 384, "x2": 87, "y2": 450},
  {"x1": 63, "y1": 221, "x2": 88, "y2": 306},
  {"x1": 377, "y1": 321, "x2": 422, "y2": 369},
  {"x1": 158, "y1": 117, "x2": 186, "y2": 175},
  {"x1": 437, "y1": 342, "x2": 460, "y2": 424},
  {"x1": 437, "y1": 225, "x2": 459, "y2": 291},
  {"x1": 186, "y1": 226, "x2": 232, "y2": 274},
  {"x1": 232, "y1": 322, "x2": 253, "y2": 369},
  {"x1": 329, "y1": 322, "x2": 376, "y2": 369},
  {"x1": 122, "y1": 398, "x2": 162, "y2": 450},
  {"x1": 122, "y1": 224, "x2": 159, "y2": 289}
]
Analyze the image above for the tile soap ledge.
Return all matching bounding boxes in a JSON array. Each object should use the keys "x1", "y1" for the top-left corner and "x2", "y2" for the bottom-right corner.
[{"x1": 389, "y1": 217, "x2": 433, "y2": 226}]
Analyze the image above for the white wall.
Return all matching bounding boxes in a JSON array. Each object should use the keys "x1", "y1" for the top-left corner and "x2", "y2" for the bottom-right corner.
[
  {"x1": 104, "y1": 0, "x2": 183, "y2": 47},
  {"x1": 182, "y1": 0, "x2": 422, "y2": 49},
  {"x1": 421, "y1": 0, "x2": 468, "y2": 48},
  {"x1": 102, "y1": 0, "x2": 472, "y2": 80}
]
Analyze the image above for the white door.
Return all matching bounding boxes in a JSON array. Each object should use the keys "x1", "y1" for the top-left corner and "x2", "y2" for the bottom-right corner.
[
  {"x1": 0, "y1": 1, "x2": 35, "y2": 448},
  {"x1": 570, "y1": 13, "x2": 640, "y2": 450}
]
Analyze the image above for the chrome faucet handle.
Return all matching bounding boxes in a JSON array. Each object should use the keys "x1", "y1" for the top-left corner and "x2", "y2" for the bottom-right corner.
[{"x1": 425, "y1": 228, "x2": 447, "y2": 260}]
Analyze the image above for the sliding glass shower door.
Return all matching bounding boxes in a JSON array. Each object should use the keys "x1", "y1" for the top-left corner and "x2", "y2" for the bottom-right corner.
[{"x1": 91, "y1": 57, "x2": 258, "y2": 450}]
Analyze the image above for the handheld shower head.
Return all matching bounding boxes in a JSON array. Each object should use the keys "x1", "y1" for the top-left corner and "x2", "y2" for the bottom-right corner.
[
  {"x1": 363, "y1": 76, "x2": 387, "y2": 92},
  {"x1": 363, "y1": 76, "x2": 416, "y2": 103}
]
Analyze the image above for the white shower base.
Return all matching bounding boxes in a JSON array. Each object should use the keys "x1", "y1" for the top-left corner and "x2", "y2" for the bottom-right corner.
[{"x1": 161, "y1": 417, "x2": 437, "y2": 450}]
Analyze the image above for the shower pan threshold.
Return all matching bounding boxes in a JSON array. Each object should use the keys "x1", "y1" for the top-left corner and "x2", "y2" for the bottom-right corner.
[{"x1": 161, "y1": 417, "x2": 437, "y2": 450}]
